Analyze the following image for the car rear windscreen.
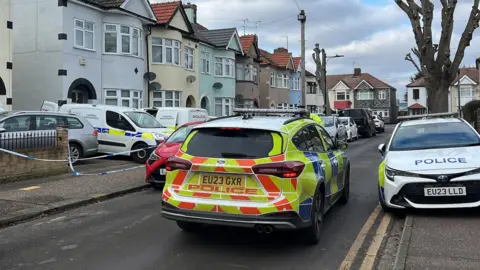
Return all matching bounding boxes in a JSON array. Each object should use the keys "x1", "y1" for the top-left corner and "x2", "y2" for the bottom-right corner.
[
  {"x1": 343, "y1": 110, "x2": 364, "y2": 118},
  {"x1": 185, "y1": 128, "x2": 277, "y2": 159}
]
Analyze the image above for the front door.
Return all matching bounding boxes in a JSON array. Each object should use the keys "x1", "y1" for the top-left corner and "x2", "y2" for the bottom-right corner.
[{"x1": 71, "y1": 89, "x2": 88, "y2": 104}]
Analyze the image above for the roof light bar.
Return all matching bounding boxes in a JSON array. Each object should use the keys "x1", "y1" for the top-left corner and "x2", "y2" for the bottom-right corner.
[
  {"x1": 397, "y1": 112, "x2": 459, "y2": 121},
  {"x1": 233, "y1": 108, "x2": 309, "y2": 114}
]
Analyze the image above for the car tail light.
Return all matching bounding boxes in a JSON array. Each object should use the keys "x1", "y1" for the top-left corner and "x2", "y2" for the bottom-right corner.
[
  {"x1": 166, "y1": 156, "x2": 192, "y2": 172},
  {"x1": 252, "y1": 161, "x2": 305, "y2": 178},
  {"x1": 93, "y1": 129, "x2": 98, "y2": 136}
]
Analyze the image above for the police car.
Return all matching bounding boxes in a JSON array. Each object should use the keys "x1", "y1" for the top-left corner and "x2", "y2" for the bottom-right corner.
[
  {"x1": 378, "y1": 112, "x2": 480, "y2": 211},
  {"x1": 162, "y1": 108, "x2": 350, "y2": 245}
]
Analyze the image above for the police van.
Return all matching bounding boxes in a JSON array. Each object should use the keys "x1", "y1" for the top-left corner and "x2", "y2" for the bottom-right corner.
[
  {"x1": 143, "y1": 107, "x2": 208, "y2": 130},
  {"x1": 41, "y1": 101, "x2": 174, "y2": 163}
]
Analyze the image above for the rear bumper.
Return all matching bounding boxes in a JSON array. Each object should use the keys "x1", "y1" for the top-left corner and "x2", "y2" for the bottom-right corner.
[
  {"x1": 145, "y1": 159, "x2": 167, "y2": 185},
  {"x1": 162, "y1": 202, "x2": 308, "y2": 230}
]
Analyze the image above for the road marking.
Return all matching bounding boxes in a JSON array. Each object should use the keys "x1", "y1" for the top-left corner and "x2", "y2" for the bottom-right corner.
[
  {"x1": 338, "y1": 204, "x2": 381, "y2": 270},
  {"x1": 18, "y1": 186, "x2": 41, "y2": 191},
  {"x1": 359, "y1": 213, "x2": 392, "y2": 270}
]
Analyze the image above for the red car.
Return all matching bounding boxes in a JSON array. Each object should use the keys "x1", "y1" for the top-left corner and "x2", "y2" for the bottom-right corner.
[{"x1": 146, "y1": 122, "x2": 202, "y2": 188}]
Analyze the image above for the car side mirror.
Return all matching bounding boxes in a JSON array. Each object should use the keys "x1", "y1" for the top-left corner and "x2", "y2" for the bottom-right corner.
[
  {"x1": 337, "y1": 139, "x2": 348, "y2": 150},
  {"x1": 0, "y1": 128, "x2": 5, "y2": 133},
  {"x1": 378, "y1": 143, "x2": 386, "y2": 156}
]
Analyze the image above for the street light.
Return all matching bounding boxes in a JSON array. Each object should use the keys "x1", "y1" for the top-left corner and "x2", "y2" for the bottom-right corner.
[{"x1": 324, "y1": 54, "x2": 344, "y2": 114}]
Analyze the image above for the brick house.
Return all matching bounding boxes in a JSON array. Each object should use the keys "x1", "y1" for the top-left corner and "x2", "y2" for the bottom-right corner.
[{"x1": 327, "y1": 68, "x2": 398, "y2": 123}]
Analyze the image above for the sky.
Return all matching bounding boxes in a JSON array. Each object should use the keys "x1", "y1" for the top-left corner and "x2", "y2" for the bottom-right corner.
[{"x1": 151, "y1": 0, "x2": 480, "y2": 100}]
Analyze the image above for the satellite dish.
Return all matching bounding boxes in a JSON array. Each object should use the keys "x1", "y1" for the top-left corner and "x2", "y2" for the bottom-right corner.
[
  {"x1": 213, "y1": 82, "x2": 223, "y2": 90},
  {"x1": 143, "y1": 72, "x2": 157, "y2": 81},
  {"x1": 186, "y1": 75, "x2": 196, "y2": 83},
  {"x1": 149, "y1": 82, "x2": 161, "y2": 91}
]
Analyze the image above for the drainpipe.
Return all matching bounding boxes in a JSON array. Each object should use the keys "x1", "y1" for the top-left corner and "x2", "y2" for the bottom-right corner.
[{"x1": 145, "y1": 25, "x2": 152, "y2": 107}]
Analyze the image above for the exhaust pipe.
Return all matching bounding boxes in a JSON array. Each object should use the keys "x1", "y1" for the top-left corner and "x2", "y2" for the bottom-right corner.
[
  {"x1": 264, "y1": 225, "x2": 274, "y2": 234},
  {"x1": 255, "y1": 224, "x2": 264, "y2": 234}
]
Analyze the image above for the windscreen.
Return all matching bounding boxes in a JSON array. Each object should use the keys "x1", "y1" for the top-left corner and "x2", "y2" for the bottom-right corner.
[
  {"x1": 185, "y1": 128, "x2": 277, "y2": 159},
  {"x1": 323, "y1": 117, "x2": 335, "y2": 127},
  {"x1": 340, "y1": 118, "x2": 349, "y2": 125},
  {"x1": 124, "y1": 111, "x2": 165, "y2": 128},
  {"x1": 166, "y1": 125, "x2": 195, "y2": 143},
  {"x1": 390, "y1": 122, "x2": 480, "y2": 151},
  {"x1": 343, "y1": 110, "x2": 364, "y2": 118}
]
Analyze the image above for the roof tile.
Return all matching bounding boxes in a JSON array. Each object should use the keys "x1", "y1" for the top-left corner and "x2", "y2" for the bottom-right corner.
[
  {"x1": 408, "y1": 103, "x2": 426, "y2": 109},
  {"x1": 326, "y1": 71, "x2": 394, "y2": 90},
  {"x1": 151, "y1": 1, "x2": 180, "y2": 24},
  {"x1": 452, "y1": 67, "x2": 479, "y2": 84},
  {"x1": 81, "y1": 0, "x2": 124, "y2": 8},
  {"x1": 240, "y1": 35, "x2": 255, "y2": 54}
]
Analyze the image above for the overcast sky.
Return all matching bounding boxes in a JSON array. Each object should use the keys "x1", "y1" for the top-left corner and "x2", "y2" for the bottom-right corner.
[{"x1": 151, "y1": 0, "x2": 480, "y2": 99}]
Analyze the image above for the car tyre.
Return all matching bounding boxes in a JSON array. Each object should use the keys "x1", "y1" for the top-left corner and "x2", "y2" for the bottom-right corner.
[
  {"x1": 131, "y1": 143, "x2": 150, "y2": 164},
  {"x1": 372, "y1": 129, "x2": 377, "y2": 137},
  {"x1": 176, "y1": 221, "x2": 203, "y2": 232},
  {"x1": 339, "y1": 167, "x2": 350, "y2": 204},
  {"x1": 69, "y1": 143, "x2": 83, "y2": 164},
  {"x1": 300, "y1": 186, "x2": 325, "y2": 245},
  {"x1": 365, "y1": 130, "x2": 372, "y2": 138},
  {"x1": 382, "y1": 126, "x2": 385, "y2": 133}
]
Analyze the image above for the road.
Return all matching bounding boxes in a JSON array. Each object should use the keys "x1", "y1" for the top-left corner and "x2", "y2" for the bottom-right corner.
[{"x1": 0, "y1": 127, "x2": 393, "y2": 270}]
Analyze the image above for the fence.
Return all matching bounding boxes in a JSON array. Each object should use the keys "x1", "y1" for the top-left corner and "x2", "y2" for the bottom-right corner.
[{"x1": 0, "y1": 131, "x2": 57, "y2": 151}]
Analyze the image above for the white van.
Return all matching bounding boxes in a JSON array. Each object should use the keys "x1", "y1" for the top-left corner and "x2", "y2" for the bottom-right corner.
[
  {"x1": 41, "y1": 101, "x2": 174, "y2": 163},
  {"x1": 143, "y1": 107, "x2": 208, "y2": 130}
]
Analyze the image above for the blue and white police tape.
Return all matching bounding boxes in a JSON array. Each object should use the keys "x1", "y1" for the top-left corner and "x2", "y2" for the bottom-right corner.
[{"x1": 74, "y1": 145, "x2": 157, "y2": 161}]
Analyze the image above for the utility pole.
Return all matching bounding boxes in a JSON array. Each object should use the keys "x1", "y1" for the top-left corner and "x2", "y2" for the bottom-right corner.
[
  {"x1": 322, "y1": 49, "x2": 331, "y2": 116},
  {"x1": 298, "y1": 10, "x2": 306, "y2": 107},
  {"x1": 457, "y1": 69, "x2": 461, "y2": 117}
]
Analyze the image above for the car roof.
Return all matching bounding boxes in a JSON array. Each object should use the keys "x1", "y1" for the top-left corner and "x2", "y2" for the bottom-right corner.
[
  {"x1": 143, "y1": 107, "x2": 207, "y2": 112},
  {"x1": 400, "y1": 117, "x2": 462, "y2": 127},
  {"x1": 193, "y1": 116, "x2": 313, "y2": 133},
  {"x1": 61, "y1": 104, "x2": 145, "y2": 113},
  {"x1": 0, "y1": 111, "x2": 82, "y2": 117}
]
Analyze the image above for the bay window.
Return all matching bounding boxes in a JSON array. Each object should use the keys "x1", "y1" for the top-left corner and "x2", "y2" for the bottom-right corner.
[
  {"x1": 151, "y1": 91, "x2": 181, "y2": 107},
  {"x1": 236, "y1": 64, "x2": 257, "y2": 82},
  {"x1": 151, "y1": 37, "x2": 180, "y2": 65},
  {"x1": 215, "y1": 98, "x2": 234, "y2": 116},
  {"x1": 104, "y1": 24, "x2": 142, "y2": 57},
  {"x1": 214, "y1": 57, "x2": 235, "y2": 77},
  {"x1": 201, "y1": 52, "x2": 210, "y2": 73},
  {"x1": 184, "y1": 47, "x2": 194, "y2": 70},
  {"x1": 74, "y1": 19, "x2": 94, "y2": 50},
  {"x1": 357, "y1": 90, "x2": 374, "y2": 100},
  {"x1": 104, "y1": 89, "x2": 143, "y2": 108},
  {"x1": 253, "y1": 67, "x2": 258, "y2": 82},
  {"x1": 460, "y1": 86, "x2": 473, "y2": 98},
  {"x1": 236, "y1": 63, "x2": 245, "y2": 79},
  {"x1": 277, "y1": 74, "x2": 288, "y2": 88}
]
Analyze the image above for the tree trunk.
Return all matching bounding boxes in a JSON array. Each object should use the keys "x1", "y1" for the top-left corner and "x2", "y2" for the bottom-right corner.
[{"x1": 426, "y1": 78, "x2": 450, "y2": 113}]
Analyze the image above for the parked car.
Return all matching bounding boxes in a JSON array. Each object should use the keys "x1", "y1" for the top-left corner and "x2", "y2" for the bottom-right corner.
[
  {"x1": 341, "y1": 109, "x2": 376, "y2": 138},
  {"x1": 340, "y1": 117, "x2": 359, "y2": 141},
  {"x1": 146, "y1": 122, "x2": 202, "y2": 188},
  {"x1": 41, "y1": 101, "x2": 174, "y2": 163},
  {"x1": 373, "y1": 115, "x2": 385, "y2": 133},
  {"x1": 321, "y1": 116, "x2": 348, "y2": 142},
  {"x1": 143, "y1": 107, "x2": 208, "y2": 130},
  {"x1": 0, "y1": 111, "x2": 98, "y2": 163}
]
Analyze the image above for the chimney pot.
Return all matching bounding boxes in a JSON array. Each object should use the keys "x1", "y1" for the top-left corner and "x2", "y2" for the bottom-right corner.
[
  {"x1": 274, "y1": 47, "x2": 288, "y2": 53},
  {"x1": 354, "y1": 68, "x2": 361, "y2": 76}
]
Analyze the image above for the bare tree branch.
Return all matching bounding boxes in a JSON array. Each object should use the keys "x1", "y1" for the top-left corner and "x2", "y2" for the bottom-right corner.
[
  {"x1": 436, "y1": 0, "x2": 456, "y2": 69},
  {"x1": 420, "y1": 0, "x2": 435, "y2": 69},
  {"x1": 405, "y1": 52, "x2": 422, "y2": 74},
  {"x1": 411, "y1": 47, "x2": 421, "y2": 59}
]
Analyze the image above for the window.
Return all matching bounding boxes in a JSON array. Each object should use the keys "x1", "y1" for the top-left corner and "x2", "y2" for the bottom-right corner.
[
  {"x1": 184, "y1": 47, "x2": 194, "y2": 70},
  {"x1": 307, "y1": 105, "x2": 317, "y2": 113},
  {"x1": 277, "y1": 103, "x2": 289, "y2": 109},
  {"x1": 384, "y1": 110, "x2": 389, "y2": 117},
  {"x1": 307, "y1": 83, "x2": 317, "y2": 94},
  {"x1": 460, "y1": 86, "x2": 472, "y2": 98},
  {"x1": 152, "y1": 91, "x2": 181, "y2": 107},
  {"x1": 184, "y1": 128, "x2": 277, "y2": 159},
  {"x1": 236, "y1": 64, "x2": 257, "y2": 82},
  {"x1": 215, "y1": 58, "x2": 235, "y2": 77},
  {"x1": 357, "y1": 90, "x2": 374, "y2": 100},
  {"x1": 66, "y1": 117, "x2": 84, "y2": 129},
  {"x1": 0, "y1": 116, "x2": 34, "y2": 132},
  {"x1": 253, "y1": 67, "x2": 258, "y2": 82},
  {"x1": 336, "y1": 91, "x2": 350, "y2": 100},
  {"x1": 276, "y1": 74, "x2": 288, "y2": 88},
  {"x1": 151, "y1": 38, "x2": 180, "y2": 65},
  {"x1": 270, "y1": 73, "x2": 276, "y2": 87},
  {"x1": 103, "y1": 89, "x2": 143, "y2": 108},
  {"x1": 106, "y1": 111, "x2": 135, "y2": 131},
  {"x1": 201, "y1": 52, "x2": 210, "y2": 73},
  {"x1": 166, "y1": 125, "x2": 196, "y2": 143},
  {"x1": 295, "y1": 77, "x2": 300, "y2": 90},
  {"x1": 292, "y1": 125, "x2": 325, "y2": 152},
  {"x1": 412, "y1": 89, "x2": 420, "y2": 100},
  {"x1": 215, "y1": 98, "x2": 234, "y2": 116},
  {"x1": 283, "y1": 74, "x2": 289, "y2": 88},
  {"x1": 316, "y1": 126, "x2": 335, "y2": 151},
  {"x1": 104, "y1": 24, "x2": 142, "y2": 57},
  {"x1": 124, "y1": 111, "x2": 164, "y2": 128},
  {"x1": 378, "y1": 90, "x2": 387, "y2": 100},
  {"x1": 74, "y1": 19, "x2": 94, "y2": 50}
]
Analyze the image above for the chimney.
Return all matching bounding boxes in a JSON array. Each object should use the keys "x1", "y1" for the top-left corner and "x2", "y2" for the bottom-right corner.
[
  {"x1": 183, "y1": 2, "x2": 197, "y2": 24},
  {"x1": 274, "y1": 47, "x2": 288, "y2": 54},
  {"x1": 354, "y1": 68, "x2": 361, "y2": 77}
]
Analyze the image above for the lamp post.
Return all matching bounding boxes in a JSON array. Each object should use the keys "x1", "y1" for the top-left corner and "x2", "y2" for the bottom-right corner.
[
  {"x1": 298, "y1": 10, "x2": 306, "y2": 107},
  {"x1": 323, "y1": 53, "x2": 344, "y2": 115}
]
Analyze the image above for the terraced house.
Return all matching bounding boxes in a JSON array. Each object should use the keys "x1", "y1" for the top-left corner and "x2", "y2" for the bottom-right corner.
[
  {"x1": 259, "y1": 48, "x2": 295, "y2": 109},
  {"x1": 12, "y1": 0, "x2": 156, "y2": 110},
  {"x1": 0, "y1": 0, "x2": 12, "y2": 110},
  {"x1": 236, "y1": 35, "x2": 261, "y2": 109},
  {"x1": 327, "y1": 68, "x2": 398, "y2": 123},
  {"x1": 149, "y1": 2, "x2": 199, "y2": 108}
]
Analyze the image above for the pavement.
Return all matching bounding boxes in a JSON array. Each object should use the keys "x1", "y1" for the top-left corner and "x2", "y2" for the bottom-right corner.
[
  {"x1": 0, "y1": 156, "x2": 148, "y2": 228},
  {"x1": 0, "y1": 127, "x2": 395, "y2": 270}
]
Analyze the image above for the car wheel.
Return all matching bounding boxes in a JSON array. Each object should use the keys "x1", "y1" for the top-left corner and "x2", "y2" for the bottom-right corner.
[
  {"x1": 339, "y1": 167, "x2": 350, "y2": 204},
  {"x1": 300, "y1": 186, "x2": 325, "y2": 245},
  {"x1": 365, "y1": 130, "x2": 372, "y2": 138},
  {"x1": 372, "y1": 129, "x2": 377, "y2": 137},
  {"x1": 69, "y1": 143, "x2": 83, "y2": 164},
  {"x1": 382, "y1": 127, "x2": 385, "y2": 133},
  {"x1": 131, "y1": 143, "x2": 150, "y2": 163},
  {"x1": 176, "y1": 221, "x2": 203, "y2": 232}
]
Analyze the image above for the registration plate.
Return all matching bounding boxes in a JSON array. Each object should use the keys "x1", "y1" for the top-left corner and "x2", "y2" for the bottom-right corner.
[
  {"x1": 200, "y1": 174, "x2": 245, "y2": 188},
  {"x1": 424, "y1": 187, "x2": 466, "y2": 197},
  {"x1": 159, "y1": 169, "x2": 166, "y2": 175}
]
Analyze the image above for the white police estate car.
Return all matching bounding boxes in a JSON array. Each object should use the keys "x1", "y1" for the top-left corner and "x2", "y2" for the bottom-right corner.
[{"x1": 378, "y1": 113, "x2": 480, "y2": 211}]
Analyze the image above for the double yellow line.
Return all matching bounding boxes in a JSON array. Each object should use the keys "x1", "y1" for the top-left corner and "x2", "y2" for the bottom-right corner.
[{"x1": 339, "y1": 205, "x2": 392, "y2": 270}]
